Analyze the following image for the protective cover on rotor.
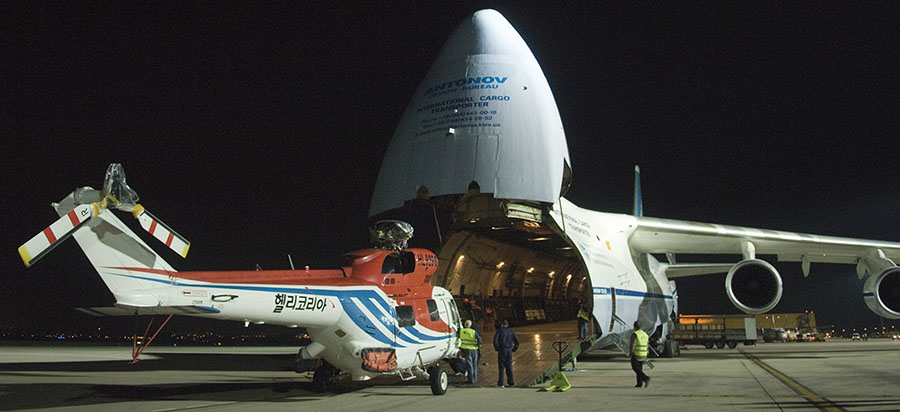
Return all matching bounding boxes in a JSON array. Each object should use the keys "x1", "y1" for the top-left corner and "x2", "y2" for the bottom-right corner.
[
  {"x1": 103, "y1": 163, "x2": 140, "y2": 212},
  {"x1": 370, "y1": 221, "x2": 414, "y2": 251}
]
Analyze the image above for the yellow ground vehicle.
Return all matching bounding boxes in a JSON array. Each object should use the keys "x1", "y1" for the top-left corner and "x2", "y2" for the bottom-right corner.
[{"x1": 671, "y1": 315, "x2": 757, "y2": 349}]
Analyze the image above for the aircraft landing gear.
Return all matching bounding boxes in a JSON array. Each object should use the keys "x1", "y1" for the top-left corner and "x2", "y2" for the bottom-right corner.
[
  {"x1": 312, "y1": 362, "x2": 339, "y2": 392},
  {"x1": 662, "y1": 339, "x2": 680, "y2": 358},
  {"x1": 428, "y1": 365, "x2": 448, "y2": 395}
]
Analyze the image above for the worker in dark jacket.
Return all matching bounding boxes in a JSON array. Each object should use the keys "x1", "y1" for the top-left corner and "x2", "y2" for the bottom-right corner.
[{"x1": 493, "y1": 319, "x2": 519, "y2": 387}]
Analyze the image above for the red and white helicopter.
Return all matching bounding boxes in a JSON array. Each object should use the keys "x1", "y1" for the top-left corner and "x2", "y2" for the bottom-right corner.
[{"x1": 19, "y1": 164, "x2": 462, "y2": 395}]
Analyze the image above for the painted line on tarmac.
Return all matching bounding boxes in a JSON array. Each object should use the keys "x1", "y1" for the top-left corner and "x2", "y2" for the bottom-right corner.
[{"x1": 740, "y1": 350, "x2": 847, "y2": 412}]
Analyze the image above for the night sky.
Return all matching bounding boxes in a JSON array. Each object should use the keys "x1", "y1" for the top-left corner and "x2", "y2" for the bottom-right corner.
[{"x1": 3, "y1": 2, "x2": 899, "y2": 334}]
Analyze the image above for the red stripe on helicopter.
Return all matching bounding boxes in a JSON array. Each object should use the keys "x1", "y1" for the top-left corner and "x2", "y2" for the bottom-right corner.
[
  {"x1": 104, "y1": 266, "x2": 354, "y2": 285},
  {"x1": 67, "y1": 209, "x2": 80, "y2": 227},
  {"x1": 43, "y1": 227, "x2": 57, "y2": 244},
  {"x1": 149, "y1": 220, "x2": 157, "y2": 235}
]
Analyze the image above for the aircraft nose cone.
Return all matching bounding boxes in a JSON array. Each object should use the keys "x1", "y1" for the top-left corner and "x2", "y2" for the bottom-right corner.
[
  {"x1": 369, "y1": 9, "x2": 570, "y2": 216},
  {"x1": 433, "y1": 9, "x2": 530, "y2": 66}
]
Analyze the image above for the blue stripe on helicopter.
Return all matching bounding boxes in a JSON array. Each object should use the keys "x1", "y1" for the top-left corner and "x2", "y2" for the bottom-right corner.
[
  {"x1": 103, "y1": 272, "x2": 456, "y2": 348},
  {"x1": 405, "y1": 326, "x2": 451, "y2": 341}
]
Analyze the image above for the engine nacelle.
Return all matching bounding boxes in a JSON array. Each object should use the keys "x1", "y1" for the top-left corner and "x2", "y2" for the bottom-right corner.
[
  {"x1": 725, "y1": 259, "x2": 783, "y2": 314},
  {"x1": 863, "y1": 267, "x2": 900, "y2": 319}
]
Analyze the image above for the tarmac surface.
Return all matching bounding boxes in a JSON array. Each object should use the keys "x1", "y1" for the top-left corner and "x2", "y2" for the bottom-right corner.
[{"x1": 1, "y1": 339, "x2": 898, "y2": 411}]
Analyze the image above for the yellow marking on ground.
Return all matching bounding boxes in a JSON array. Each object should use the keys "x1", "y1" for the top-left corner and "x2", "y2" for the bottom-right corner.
[
  {"x1": 742, "y1": 351, "x2": 844, "y2": 412},
  {"x1": 672, "y1": 394, "x2": 751, "y2": 398}
]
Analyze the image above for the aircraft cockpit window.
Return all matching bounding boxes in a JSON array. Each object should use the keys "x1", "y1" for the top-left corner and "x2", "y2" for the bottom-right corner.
[
  {"x1": 396, "y1": 305, "x2": 415, "y2": 327},
  {"x1": 426, "y1": 299, "x2": 439, "y2": 321}
]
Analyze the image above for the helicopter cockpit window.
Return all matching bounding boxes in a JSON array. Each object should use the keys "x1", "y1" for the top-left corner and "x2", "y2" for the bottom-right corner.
[
  {"x1": 426, "y1": 299, "x2": 439, "y2": 321},
  {"x1": 396, "y1": 305, "x2": 415, "y2": 327}
]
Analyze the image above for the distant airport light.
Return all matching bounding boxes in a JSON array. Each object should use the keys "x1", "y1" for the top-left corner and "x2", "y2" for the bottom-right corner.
[
  {"x1": 548, "y1": 271, "x2": 555, "y2": 278},
  {"x1": 496, "y1": 262, "x2": 505, "y2": 269},
  {"x1": 527, "y1": 267, "x2": 535, "y2": 273}
]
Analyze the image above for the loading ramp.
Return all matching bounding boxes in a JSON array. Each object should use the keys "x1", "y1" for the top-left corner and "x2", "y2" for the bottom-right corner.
[{"x1": 469, "y1": 320, "x2": 596, "y2": 387}]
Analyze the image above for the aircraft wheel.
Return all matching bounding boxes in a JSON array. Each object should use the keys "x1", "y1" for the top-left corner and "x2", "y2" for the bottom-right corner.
[
  {"x1": 429, "y1": 365, "x2": 448, "y2": 395},
  {"x1": 727, "y1": 341, "x2": 738, "y2": 349},
  {"x1": 313, "y1": 363, "x2": 337, "y2": 392},
  {"x1": 662, "y1": 339, "x2": 680, "y2": 357},
  {"x1": 715, "y1": 341, "x2": 725, "y2": 349}
]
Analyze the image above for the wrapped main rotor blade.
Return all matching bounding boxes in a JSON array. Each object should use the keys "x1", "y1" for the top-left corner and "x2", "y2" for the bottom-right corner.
[
  {"x1": 102, "y1": 163, "x2": 140, "y2": 212},
  {"x1": 132, "y1": 205, "x2": 190, "y2": 258},
  {"x1": 19, "y1": 203, "x2": 97, "y2": 267},
  {"x1": 102, "y1": 164, "x2": 189, "y2": 258}
]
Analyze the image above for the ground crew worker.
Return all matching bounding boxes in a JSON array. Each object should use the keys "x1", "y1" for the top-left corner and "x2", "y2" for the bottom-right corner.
[
  {"x1": 577, "y1": 302, "x2": 590, "y2": 340},
  {"x1": 493, "y1": 319, "x2": 519, "y2": 387},
  {"x1": 459, "y1": 319, "x2": 480, "y2": 385},
  {"x1": 630, "y1": 320, "x2": 650, "y2": 387}
]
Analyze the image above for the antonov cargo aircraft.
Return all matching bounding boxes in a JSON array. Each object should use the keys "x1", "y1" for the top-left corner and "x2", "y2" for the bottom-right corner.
[
  {"x1": 368, "y1": 9, "x2": 900, "y2": 355},
  {"x1": 16, "y1": 10, "x2": 900, "y2": 395}
]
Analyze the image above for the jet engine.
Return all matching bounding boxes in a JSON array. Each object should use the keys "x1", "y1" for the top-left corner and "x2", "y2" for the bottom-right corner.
[
  {"x1": 863, "y1": 267, "x2": 900, "y2": 319},
  {"x1": 725, "y1": 259, "x2": 783, "y2": 314}
]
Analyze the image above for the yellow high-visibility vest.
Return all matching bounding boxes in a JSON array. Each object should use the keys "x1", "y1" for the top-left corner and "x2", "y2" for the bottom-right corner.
[
  {"x1": 633, "y1": 329, "x2": 649, "y2": 358},
  {"x1": 577, "y1": 308, "x2": 590, "y2": 321},
  {"x1": 460, "y1": 327, "x2": 478, "y2": 349}
]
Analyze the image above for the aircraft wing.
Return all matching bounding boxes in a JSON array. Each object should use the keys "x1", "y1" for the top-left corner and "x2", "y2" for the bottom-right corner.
[{"x1": 629, "y1": 216, "x2": 900, "y2": 278}]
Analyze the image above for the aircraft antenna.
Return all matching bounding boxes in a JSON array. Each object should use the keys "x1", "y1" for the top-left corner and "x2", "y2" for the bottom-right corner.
[{"x1": 633, "y1": 165, "x2": 643, "y2": 217}]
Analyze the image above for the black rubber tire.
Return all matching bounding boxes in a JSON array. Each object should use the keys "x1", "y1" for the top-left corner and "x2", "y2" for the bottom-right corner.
[
  {"x1": 429, "y1": 365, "x2": 448, "y2": 395},
  {"x1": 704, "y1": 342, "x2": 714, "y2": 349},
  {"x1": 727, "y1": 341, "x2": 738, "y2": 349},
  {"x1": 312, "y1": 363, "x2": 336, "y2": 392},
  {"x1": 715, "y1": 341, "x2": 726, "y2": 349}
]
